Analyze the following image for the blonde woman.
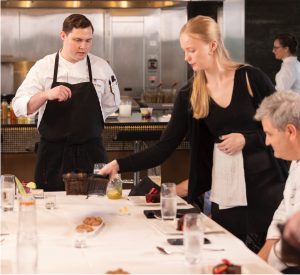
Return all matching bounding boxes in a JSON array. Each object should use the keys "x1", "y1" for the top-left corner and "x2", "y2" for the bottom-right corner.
[{"x1": 100, "y1": 16, "x2": 288, "y2": 252}]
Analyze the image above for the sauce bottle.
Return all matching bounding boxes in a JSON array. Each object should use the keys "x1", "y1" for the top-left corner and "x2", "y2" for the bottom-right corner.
[
  {"x1": 1, "y1": 100, "x2": 8, "y2": 123},
  {"x1": 10, "y1": 101, "x2": 17, "y2": 123}
]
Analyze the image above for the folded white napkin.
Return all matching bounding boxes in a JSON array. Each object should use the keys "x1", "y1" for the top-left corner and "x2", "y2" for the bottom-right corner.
[{"x1": 210, "y1": 144, "x2": 247, "y2": 209}]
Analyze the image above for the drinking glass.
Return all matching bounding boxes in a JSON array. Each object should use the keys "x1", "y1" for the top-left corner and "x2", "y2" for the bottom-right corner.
[
  {"x1": 44, "y1": 194, "x2": 56, "y2": 210},
  {"x1": 93, "y1": 163, "x2": 106, "y2": 175},
  {"x1": 74, "y1": 231, "x2": 87, "y2": 248},
  {"x1": 147, "y1": 166, "x2": 161, "y2": 186},
  {"x1": 160, "y1": 183, "x2": 177, "y2": 221},
  {"x1": 17, "y1": 195, "x2": 38, "y2": 274},
  {"x1": 140, "y1": 107, "x2": 153, "y2": 120},
  {"x1": 184, "y1": 213, "x2": 204, "y2": 265},
  {"x1": 106, "y1": 174, "x2": 122, "y2": 200},
  {"x1": 1, "y1": 174, "x2": 15, "y2": 211},
  {"x1": 119, "y1": 97, "x2": 132, "y2": 117}
]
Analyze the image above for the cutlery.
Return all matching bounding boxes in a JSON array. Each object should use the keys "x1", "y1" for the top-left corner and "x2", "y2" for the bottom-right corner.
[
  {"x1": 156, "y1": 246, "x2": 224, "y2": 255},
  {"x1": 157, "y1": 246, "x2": 182, "y2": 255}
]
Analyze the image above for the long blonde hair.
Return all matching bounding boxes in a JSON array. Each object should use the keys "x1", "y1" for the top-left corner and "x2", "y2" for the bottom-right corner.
[{"x1": 180, "y1": 16, "x2": 240, "y2": 119}]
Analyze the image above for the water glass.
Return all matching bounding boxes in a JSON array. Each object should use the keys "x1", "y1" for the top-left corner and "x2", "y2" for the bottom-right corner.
[
  {"x1": 17, "y1": 195, "x2": 38, "y2": 274},
  {"x1": 119, "y1": 97, "x2": 132, "y2": 117},
  {"x1": 1, "y1": 174, "x2": 15, "y2": 211},
  {"x1": 93, "y1": 163, "x2": 106, "y2": 174},
  {"x1": 184, "y1": 213, "x2": 204, "y2": 265},
  {"x1": 160, "y1": 183, "x2": 177, "y2": 221},
  {"x1": 74, "y1": 231, "x2": 87, "y2": 248},
  {"x1": 44, "y1": 194, "x2": 56, "y2": 210}
]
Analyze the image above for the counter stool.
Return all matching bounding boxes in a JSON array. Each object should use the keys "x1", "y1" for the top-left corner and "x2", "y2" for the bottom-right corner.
[{"x1": 113, "y1": 130, "x2": 162, "y2": 185}]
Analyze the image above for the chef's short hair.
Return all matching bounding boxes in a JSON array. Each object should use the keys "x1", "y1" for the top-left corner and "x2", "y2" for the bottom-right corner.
[
  {"x1": 63, "y1": 14, "x2": 94, "y2": 34},
  {"x1": 255, "y1": 91, "x2": 300, "y2": 130}
]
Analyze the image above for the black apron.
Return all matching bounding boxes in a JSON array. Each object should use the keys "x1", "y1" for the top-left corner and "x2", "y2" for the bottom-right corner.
[{"x1": 35, "y1": 52, "x2": 107, "y2": 191}]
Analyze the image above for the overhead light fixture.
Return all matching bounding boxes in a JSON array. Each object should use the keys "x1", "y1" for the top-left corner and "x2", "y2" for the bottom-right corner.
[{"x1": 1, "y1": 0, "x2": 188, "y2": 9}]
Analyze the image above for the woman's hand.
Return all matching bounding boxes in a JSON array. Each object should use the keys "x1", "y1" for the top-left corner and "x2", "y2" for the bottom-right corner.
[
  {"x1": 217, "y1": 133, "x2": 246, "y2": 155},
  {"x1": 99, "y1": 160, "x2": 120, "y2": 181}
]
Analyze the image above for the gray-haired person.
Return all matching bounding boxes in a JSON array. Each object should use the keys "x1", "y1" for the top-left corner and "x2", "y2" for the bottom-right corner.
[{"x1": 255, "y1": 91, "x2": 300, "y2": 272}]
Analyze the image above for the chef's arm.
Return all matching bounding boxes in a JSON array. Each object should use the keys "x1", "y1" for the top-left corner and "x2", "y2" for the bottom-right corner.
[{"x1": 27, "y1": 85, "x2": 72, "y2": 115}]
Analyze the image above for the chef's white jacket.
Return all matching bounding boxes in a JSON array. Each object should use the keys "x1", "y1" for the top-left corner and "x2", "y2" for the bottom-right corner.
[
  {"x1": 267, "y1": 160, "x2": 300, "y2": 270},
  {"x1": 275, "y1": 56, "x2": 300, "y2": 94},
  {"x1": 12, "y1": 52, "x2": 120, "y2": 127}
]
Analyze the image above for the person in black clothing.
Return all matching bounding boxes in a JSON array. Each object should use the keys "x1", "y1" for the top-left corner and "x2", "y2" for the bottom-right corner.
[
  {"x1": 100, "y1": 15, "x2": 288, "y2": 252},
  {"x1": 12, "y1": 14, "x2": 120, "y2": 191}
]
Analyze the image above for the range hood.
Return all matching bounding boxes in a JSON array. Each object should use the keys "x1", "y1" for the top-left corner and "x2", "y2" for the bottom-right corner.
[{"x1": 1, "y1": 0, "x2": 194, "y2": 9}]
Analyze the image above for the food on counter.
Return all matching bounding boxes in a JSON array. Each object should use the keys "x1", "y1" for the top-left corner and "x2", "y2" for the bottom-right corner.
[
  {"x1": 83, "y1": 216, "x2": 103, "y2": 226},
  {"x1": 145, "y1": 187, "x2": 160, "y2": 203},
  {"x1": 76, "y1": 224, "x2": 94, "y2": 233},
  {"x1": 119, "y1": 205, "x2": 130, "y2": 215},
  {"x1": 105, "y1": 268, "x2": 130, "y2": 274},
  {"x1": 212, "y1": 259, "x2": 241, "y2": 274}
]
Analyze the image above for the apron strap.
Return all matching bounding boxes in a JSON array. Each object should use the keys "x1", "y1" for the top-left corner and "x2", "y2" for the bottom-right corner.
[
  {"x1": 53, "y1": 52, "x2": 60, "y2": 83},
  {"x1": 87, "y1": 55, "x2": 93, "y2": 83}
]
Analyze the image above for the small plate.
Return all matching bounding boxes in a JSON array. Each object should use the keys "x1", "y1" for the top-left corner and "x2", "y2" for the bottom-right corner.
[
  {"x1": 128, "y1": 196, "x2": 188, "y2": 206},
  {"x1": 151, "y1": 219, "x2": 181, "y2": 235},
  {"x1": 151, "y1": 219, "x2": 224, "y2": 235},
  {"x1": 75, "y1": 217, "x2": 105, "y2": 237}
]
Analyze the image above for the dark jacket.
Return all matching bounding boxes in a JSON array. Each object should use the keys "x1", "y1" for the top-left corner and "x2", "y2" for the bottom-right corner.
[{"x1": 118, "y1": 65, "x2": 288, "y2": 203}]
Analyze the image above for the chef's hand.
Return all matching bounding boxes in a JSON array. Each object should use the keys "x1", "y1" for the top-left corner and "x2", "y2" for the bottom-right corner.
[
  {"x1": 283, "y1": 211, "x2": 300, "y2": 249},
  {"x1": 217, "y1": 133, "x2": 245, "y2": 155},
  {"x1": 46, "y1": 85, "x2": 72, "y2": 102},
  {"x1": 99, "y1": 160, "x2": 120, "y2": 181}
]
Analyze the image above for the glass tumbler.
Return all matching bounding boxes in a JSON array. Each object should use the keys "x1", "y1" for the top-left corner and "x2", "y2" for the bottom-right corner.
[
  {"x1": 17, "y1": 195, "x2": 38, "y2": 274},
  {"x1": 184, "y1": 213, "x2": 204, "y2": 265}
]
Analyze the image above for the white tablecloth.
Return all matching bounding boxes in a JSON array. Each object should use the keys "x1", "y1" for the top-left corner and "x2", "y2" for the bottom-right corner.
[{"x1": 1, "y1": 191, "x2": 280, "y2": 274}]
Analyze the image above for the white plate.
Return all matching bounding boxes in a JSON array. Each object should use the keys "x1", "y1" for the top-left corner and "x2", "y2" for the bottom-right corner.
[
  {"x1": 151, "y1": 219, "x2": 181, "y2": 235},
  {"x1": 128, "y1": 196, "x2": 188, "y2": 206},
  {"x1": 151, "y1": 219, "x2": 224, "y2": 235},
  {"x1": 75, "y1": 217, "x2": 105, "y2": 237}
]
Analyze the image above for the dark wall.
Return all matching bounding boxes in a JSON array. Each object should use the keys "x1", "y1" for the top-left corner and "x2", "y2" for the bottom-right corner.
[{"x1": 245, "y1": 0, "x2": 300, "y2": 83}]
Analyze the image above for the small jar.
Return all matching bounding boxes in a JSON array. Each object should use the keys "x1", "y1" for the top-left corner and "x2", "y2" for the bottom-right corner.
[{"x1": 106, "y1": 174, "x2": 122, "y2": 200}]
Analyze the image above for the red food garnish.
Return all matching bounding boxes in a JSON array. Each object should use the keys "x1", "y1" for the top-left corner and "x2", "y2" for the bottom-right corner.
[
  {"x1": 222, "y1": 259, "x2": 232, "y2": 266},
  {"x1": 213, "y1": 264, "x2": 228, "y2": 274},
  {"x1": 146, "y1": 188, "x2": 159, "y2": 203}
]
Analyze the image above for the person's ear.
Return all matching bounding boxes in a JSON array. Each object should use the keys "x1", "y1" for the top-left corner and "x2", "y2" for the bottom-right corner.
[
  {"x1": 60, "y1": 31, "x2": 67, "y2": 41},
  {"x1": 209, "y1": 40, "x2": 218, "y2": 54},
  {"x1": 286, "y1": 124, "x2": 297, "y2": 140}
]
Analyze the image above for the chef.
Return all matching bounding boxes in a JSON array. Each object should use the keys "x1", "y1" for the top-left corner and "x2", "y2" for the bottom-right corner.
[{"x1": 12, "y1": 14, "x2": 120, "y2": 191}]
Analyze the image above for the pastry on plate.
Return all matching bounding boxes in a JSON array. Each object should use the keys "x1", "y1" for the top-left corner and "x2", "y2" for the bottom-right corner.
[{"x1": 83, "y1": 216, "x2": 103, "y2": 226}]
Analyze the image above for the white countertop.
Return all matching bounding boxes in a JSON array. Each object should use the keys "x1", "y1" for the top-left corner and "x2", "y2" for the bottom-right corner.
[{"x1": 1, "y1": 191, "x2": 280, "y2": 274}]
